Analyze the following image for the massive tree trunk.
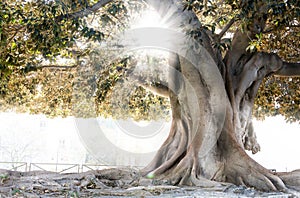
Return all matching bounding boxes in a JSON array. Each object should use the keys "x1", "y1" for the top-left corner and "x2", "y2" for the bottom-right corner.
[{"x1": 140, "y1": 0, "x2": 300, "y2": 192}]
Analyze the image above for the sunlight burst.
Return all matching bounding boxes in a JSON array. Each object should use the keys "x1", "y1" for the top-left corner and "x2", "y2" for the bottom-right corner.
[
  {"x1": 123, "y1": 8, "x2": 181, "y2": 53},
  {"x1": 131, "y1": 9, "x2": 165, "y2": 28}
]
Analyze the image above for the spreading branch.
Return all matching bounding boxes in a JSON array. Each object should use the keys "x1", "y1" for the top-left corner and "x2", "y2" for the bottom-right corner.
[
  {"x1": 140, "y1": 83, "x2": 169, "y2": 98},
  {"x1": 56, "y1": 0, "x2": 113, "y2": 21},
  {"x1": 274, "y1": 62, "x2": 300, "y2": 77},
  {"x1": 25, "y1": 65, "x2": 78, "y2": 72},
  {"x1": 37, "y1": 65, "x2": 78, "y2": 69},
  {"x1": 130, "y1": 74, "x2": 169, "y2": 98},
  {"x1": 217, "y1": 17, "x2": 236, "y2": 40}
]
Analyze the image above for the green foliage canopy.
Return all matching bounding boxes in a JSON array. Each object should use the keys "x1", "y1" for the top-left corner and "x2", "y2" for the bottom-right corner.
[{"x1": 0, "y1": 0, "x2": 299, "y2": 122}]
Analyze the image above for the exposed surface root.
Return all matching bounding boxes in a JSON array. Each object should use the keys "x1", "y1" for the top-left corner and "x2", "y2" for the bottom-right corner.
[
  {"x1": 141, "y1": 118, "x2": 188, "y2": 175},
  {"x1": 224, "y1": 149, "x2": 288, "y2": 192},
  {"x1": 143, "y1": 150, "x2": 229, "y2": 190},
  {"x1": 0, "y1": 168, "x2": 296, "y2": 197},
  {"x1": 277, "y1": 169, "x2": 300, "y2": 192}
]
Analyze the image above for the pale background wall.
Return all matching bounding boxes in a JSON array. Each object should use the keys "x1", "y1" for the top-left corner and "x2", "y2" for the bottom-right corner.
[{"x1": 0, "y1": 113, "x2": 299, "y2": 172}]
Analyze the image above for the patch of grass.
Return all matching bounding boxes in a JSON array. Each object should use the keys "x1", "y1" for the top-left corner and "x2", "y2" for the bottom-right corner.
[
  {"x1": 68, "y1": 190, "x2": 80, "y2": 198},
  {"x1": 12, "y1": 188, "x2": 22, "y2": 196},
  {"x1": 0, "y1": 174, "x2": 9, "y2": 184}
]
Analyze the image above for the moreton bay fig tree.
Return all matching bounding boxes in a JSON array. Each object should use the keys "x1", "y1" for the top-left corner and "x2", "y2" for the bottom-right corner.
[{"x1": 0, "y1": 0, "x2": 300, "y2": 192}]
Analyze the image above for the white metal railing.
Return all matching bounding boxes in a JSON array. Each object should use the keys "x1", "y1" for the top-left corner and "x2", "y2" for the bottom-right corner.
[
  {"x1": 0, "y1": 162, "x2": 27, "y2": 171},
  {"x1": 0, "y1": 162, "x2": 143, "y2": 173}
]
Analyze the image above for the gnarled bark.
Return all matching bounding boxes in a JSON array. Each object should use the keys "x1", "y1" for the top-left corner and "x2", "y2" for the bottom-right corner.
[
  {"x1": 141, "y1": 0, "x2": 300, "y2": 193},
  {"x1": 142, "y1": 52, "x2": 226, "y2": 187}
]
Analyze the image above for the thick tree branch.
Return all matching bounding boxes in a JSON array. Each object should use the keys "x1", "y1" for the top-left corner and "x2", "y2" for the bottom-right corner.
[
  {"x1": 217, "y1": 18, "x2": 236, "y2": 40},
  {"x1": 274, "y1": 62, "x2": 300, "y2": 77},
  {"x1": 37, "y1": 65, "x2": 78, "y2": 69},
  {"x1": 140, "y1": 83, "x2": 170, "y2": 98},
  {"x1": 130, "y1": 74, "x2": 169, "y2": 98},
  {"x1": 145, "y1": 0, "x2": 219, "y2": 66},
  {"x1": 56, "y1": 0, "x2": 113, "y2": 21},
  {"x1": 25, "y1": 65, "x2": 78, "y2": 72}
]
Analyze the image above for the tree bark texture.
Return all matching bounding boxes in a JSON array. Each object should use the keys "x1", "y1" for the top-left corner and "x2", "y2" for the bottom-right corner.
[{"x1": 142, "y1": 0, "x2": 300, "y2": 192}]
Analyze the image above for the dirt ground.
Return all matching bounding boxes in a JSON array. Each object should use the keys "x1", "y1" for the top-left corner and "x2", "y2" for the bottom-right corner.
[{"x1": 0, "y1": 168, "x2": 298, "y2": 197}]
